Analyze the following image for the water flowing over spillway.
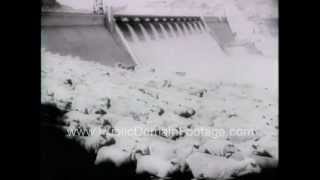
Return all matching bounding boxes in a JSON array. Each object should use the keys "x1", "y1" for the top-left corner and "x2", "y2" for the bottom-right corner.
[{"x1": 115, "y1": 17, "x2": 225, "y2": 72}]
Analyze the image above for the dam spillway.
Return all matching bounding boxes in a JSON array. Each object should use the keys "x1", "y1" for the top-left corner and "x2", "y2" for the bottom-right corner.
[
  {"x1": 41, "y1": 11, "x2": 234, "y2": 69},
  {"x1": 112, "y1": 14, "x2": 225, "y2": 69}
]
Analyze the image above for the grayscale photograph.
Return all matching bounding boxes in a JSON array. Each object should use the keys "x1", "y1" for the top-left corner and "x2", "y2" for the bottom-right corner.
[{"x1": 41, "y1": 0, "x2": 278, "y2": 179}]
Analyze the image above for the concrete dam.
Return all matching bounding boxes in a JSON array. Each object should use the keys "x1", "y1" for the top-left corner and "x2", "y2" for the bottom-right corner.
[{"x1": 41, "y1": 11, "x2": 235, "y2": 69}]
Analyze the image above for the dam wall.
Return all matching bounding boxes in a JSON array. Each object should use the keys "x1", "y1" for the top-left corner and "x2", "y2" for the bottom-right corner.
[
  {"x1": 41, "y1": 12, "x2": 135, "y2": 66},
  {"x1": 41, "y1": 11, "x2": 235, "y2": 67}
]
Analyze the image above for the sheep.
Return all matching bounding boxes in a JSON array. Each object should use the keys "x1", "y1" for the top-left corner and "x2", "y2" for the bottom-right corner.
[
  {"x1": 186, "y1": 152, "x2": 261, "y2": 179},
  {"x1": 198, "y1": 139, "x2": 238, "y2": 158},
  {"x1": 94, "y1": 145, "x2": 132, "y2": 167},
  {"x1": 135, "y1": 153, "x2": 180, "y2": 179},
  {"x1": 130, "y1": 144, "x2": 180, "y2": 179}
]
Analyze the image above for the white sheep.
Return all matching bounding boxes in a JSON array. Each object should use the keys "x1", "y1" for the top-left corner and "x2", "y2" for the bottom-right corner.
[
  {"x1": 94, "y1": 145, "x2": 131, "y2": 167},
  {"x1": 135, "y1": 153, "x2": 180, "y2": 179},
  {"x1": 186, "y1": 152, "x2": 261, "y2": 179},
  {"x1": 199, "y1": 139, "x2": 238, "y2": 157}
]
